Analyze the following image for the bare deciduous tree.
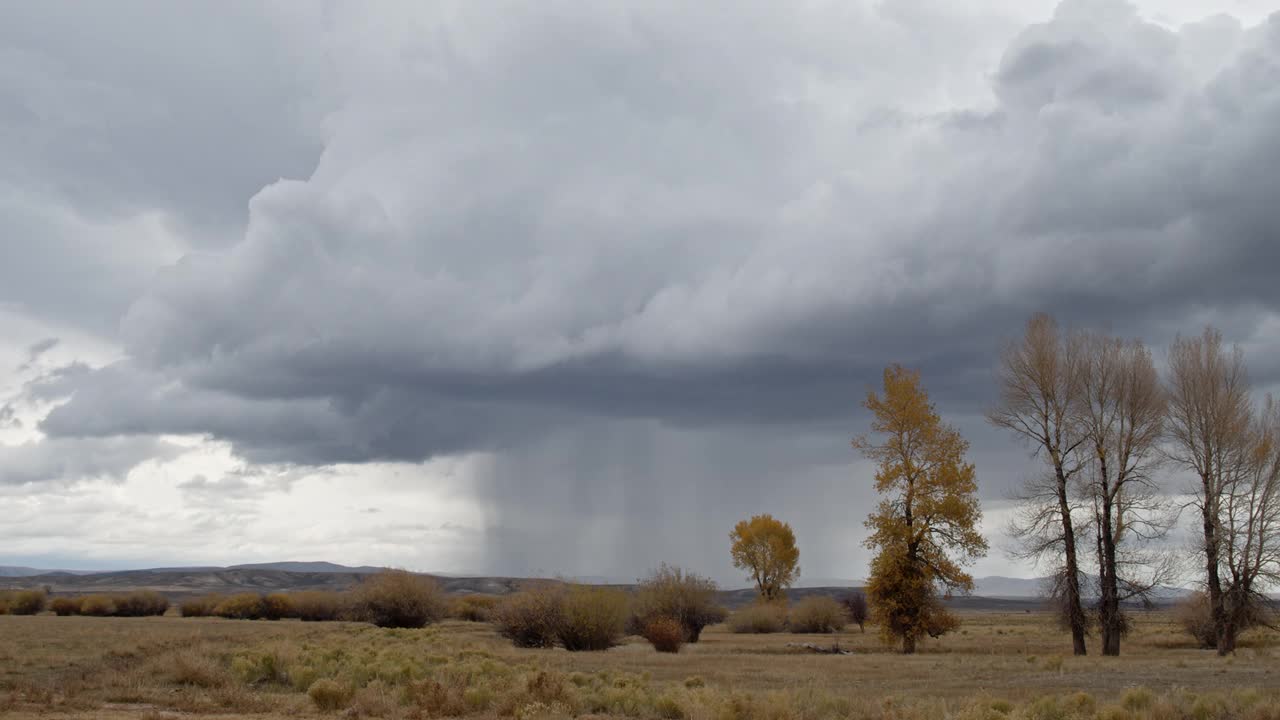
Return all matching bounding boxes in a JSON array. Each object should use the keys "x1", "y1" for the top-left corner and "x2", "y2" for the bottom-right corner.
[
  {"x1": 987, "y1": 313, "x2": 1091, "y2": 655},
  {"x1": 1164, "y1": 328, "x2": 1254, "y2": 655},
  {"x1": 1216, "y1": 395, "x2": 1280, "y2": 652},
  {"x1": 1075, "y1": 332, "x2": 1171, "y2": 656}
]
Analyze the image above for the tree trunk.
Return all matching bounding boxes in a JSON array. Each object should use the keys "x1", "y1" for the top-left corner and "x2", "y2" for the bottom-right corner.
[
  {"x1": 1201, "y1": 478, "x2": 1226, "y2": 654},
  {"x1": 903, "y1": 633, "x2": 916, "y2": 655},
  {"x1": 1220, "y1": 618, "x2": 1237, "y2": 655},
  {"x1": 1056, "y1": 467, "x2": 1089, "y2": 656},
  {"x1": 1100, "y1": 487, "x2": 1122, "y2": 656}
]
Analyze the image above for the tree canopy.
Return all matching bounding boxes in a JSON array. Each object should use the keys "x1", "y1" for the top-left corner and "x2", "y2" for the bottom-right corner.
[{"x1": 729, "y1": 514, "x2": 800, "y2": 603}]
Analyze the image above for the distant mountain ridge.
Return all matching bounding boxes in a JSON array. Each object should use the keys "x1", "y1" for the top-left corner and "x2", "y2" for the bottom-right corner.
[
  {"x1": 0, "y1": 561, "x2": 387, "y2": 578},
  {"x1": 0, "y1": 566, "x2": 96, "y2": 577}
]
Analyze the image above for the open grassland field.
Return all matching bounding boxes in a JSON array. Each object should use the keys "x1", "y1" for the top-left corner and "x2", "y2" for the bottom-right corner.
[{"x1": 2, "y1": 611, "x2": 1279, "y2": 719}]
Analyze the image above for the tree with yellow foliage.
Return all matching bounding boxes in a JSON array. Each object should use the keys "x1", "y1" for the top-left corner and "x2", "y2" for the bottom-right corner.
[
  {"x1": 854, "y1": 365, "x2": 987, "y2": 654},
  {"x1": 729, "y1": 514, "x2": 800, "y2": 603}
]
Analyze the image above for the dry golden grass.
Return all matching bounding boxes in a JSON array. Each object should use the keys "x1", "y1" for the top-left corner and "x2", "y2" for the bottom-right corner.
[{"x1": 1, "y1": 609, "x2": 1278, "y2": 718}]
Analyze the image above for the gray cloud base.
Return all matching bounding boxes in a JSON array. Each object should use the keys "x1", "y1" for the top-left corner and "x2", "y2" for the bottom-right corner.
[{"x1": 5, "y1": 1, "x2": 1280, "y2": 575}]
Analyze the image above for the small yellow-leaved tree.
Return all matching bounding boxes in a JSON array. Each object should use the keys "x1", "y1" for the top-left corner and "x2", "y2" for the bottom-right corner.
[
  {"x1": 729, "y1": 514, "x2": 800, "y2": 603},
  {"x1": 854, "y1": 365, "x2": 987, "y2": 654}
]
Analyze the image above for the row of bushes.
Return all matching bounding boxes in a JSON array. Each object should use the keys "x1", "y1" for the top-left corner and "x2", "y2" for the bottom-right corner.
[
  {"x1": 487, "y1": 566, "x2": 733, "y2": 654},
  {"x1": 726, "y1": 596, "x2": 858, "y2": 634},
  {"x1": 0, "y1": 589, "x2": 170, "y2": 617},
  {"x1": 0, "y1": 589, "x2": 49, "y2": 615},
  {"x1": 180, "y1": 571, "x2": 448, "y2": 628}
]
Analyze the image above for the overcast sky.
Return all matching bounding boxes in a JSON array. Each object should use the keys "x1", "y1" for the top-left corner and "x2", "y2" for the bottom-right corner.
[{"x1": 3, "y1": 0, "x2": 1279, "y2": 585}]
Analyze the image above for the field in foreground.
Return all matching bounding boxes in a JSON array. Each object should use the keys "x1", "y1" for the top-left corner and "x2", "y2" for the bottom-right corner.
[{"x1": 2, "y1": 611, "x2": 1278, "y2": 719}]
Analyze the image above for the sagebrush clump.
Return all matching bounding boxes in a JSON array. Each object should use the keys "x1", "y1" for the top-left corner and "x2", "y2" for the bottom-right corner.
[
  {"x1": 214, "y1": 593, "x2": 268, "y2": 620},
  {"x1": 5, "y1": 589, "x2": 48, "y2": 615},
  {"x1": 450, "y1": 594, "x2": 499, "y2": 622},
  {"x1": 78, "y1": 594, "x2": 118, "y2": 617},
  {"x1": 307, "y1": 678, "x2": 353, "y2": 711},
  {"x1": 113, "y1": 590, "x2": 169, "y2": 617},
  {"x1": 493, "y1": 583, "x2": 565, "y2": 648},
  {"x1": 179, "y1": 595, "x2": 222, "y2": 618},
  {"x1": 556, "y1": 585, "x2": 629, "y2": 651},
  {"x1": 49, "y1": 596, "x2": 83, "y2": 616},
  {"x1": 261, "y1": 593, "x2": 295, "y2": 621},
  {"x1": 643, "y1": 616, "x2": 685, "y2": 653},
  {"x1": 632, "y1": 563, "x2": 727, "y2": 643},
  {"x1": 349, "y1": 569, "x2": 446, "y2": 628},
  {"x1": 788, "y1": 596, "x2": 848, "y2": 633},
  {"x1": 727, "y1": 602, "x2": 788, "y2": 634},
  {"x1": 290, "y1": 590, "x2": 346, "y2": 622}
]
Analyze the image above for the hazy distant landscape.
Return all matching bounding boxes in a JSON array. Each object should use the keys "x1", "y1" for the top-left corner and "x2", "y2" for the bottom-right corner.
[{"x1": 0, "y1": 561, "x2": 1194, "y2": 610}]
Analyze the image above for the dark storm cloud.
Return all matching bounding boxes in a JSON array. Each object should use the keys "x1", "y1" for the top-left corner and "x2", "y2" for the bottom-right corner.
[
  {"x1": 5, "y1": 1, "x2": 1280, "y2": 576},
  {"x1": 34, "y1": 2, "x2": 1280, "y2": 464},
  {"x1": 0, "y1": 2, "x2": 325, "y2": 333}
]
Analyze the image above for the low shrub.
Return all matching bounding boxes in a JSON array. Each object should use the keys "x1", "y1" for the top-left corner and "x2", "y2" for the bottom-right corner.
[
  {"x1": 49, "y1": 596, "x2": 83, "y2": 616},
  {"x1": 450, "y1": 594, "x2": 499, "y2": 622},
  {"x1": 261, "y1": 593, "x2": 295, "y2": 621},
  {"x1": 557, "y1": 585, "x2": 629, "y2": 651},
  {"x1": 213, "y1": 593, "x2": 267, "y2": 620},
  {"x1": 180, "y1": 595, "x2": 222, "y2": 618},
  {"x1": 78, "y1": 594, "x2": 118, "y2": 617},
  {"x1": 290, "y1": 590, "x2": 346, "y2": 622},
  {"x1": 632, "y1": 563, "x2": 727, "y2": 643},
  {"x1": 170, "y1": 650, "x2": 231, "y2": 688},
  {"x1": 114, "y1": 590, "x2": 169, "y2": 617},
  {"x1": 493, "y1": 582, "x2": 565, "y2": 648},
  {"x1": 349, "y1": 569, "x2": 446, "y2": 628},
  {"x1": 643, "y1": 616, "x2": 685, "y2": 653},
  {"x1": 6, "y1": 589, "x2": 47, "y2": 615},
  {"x1": 788, "y1": 596, "x2": 847, "y2": 633},
  {"x1": 1173, "y1": 591, "x2": 1272, "y2": 649},
  {"x1": 308, "y1": 678, "x2": 353, "y2": 711},
  {"x1": 727, "y1": 602, "x2": 787, "y2": 634}
]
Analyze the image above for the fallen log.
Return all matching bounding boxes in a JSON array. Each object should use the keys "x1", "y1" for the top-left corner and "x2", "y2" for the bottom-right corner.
[{"x1": 785, "y1": 642, "x2": 853, "y2": 655}]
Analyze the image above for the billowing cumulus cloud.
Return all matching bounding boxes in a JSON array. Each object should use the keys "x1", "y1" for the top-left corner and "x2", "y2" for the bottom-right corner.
[{"x1": 2, "y1": 0, "x2": 1279, "y2": 579}]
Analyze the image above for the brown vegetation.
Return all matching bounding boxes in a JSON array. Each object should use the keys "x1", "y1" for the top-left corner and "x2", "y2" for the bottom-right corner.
[
  {"x1": 726, "y1": 602, "x2": 787, "y2": 634},
  {"x1": 449, "y1": 594, "x2": 498, "y2": 622},
  {"x1": 213, "y1": 593, "x2": 268, "y2": 620},
  {"x1": 641, "y1": 616, "x2": 685, "y2": 653},
  {"x1": 492, "y1": 582, "x2": 564, "y2": 648},
  {"x1": 556, "y1": 585, "x2": 629, "y2": 651},
  {"x1": 179, "y1": 594, "x2": 221, "y2": 617},
  {"x1": 3, "y1": 589, "x2": 47, "y2": 615},
  {"x1": 289, "y1": 590, "x2": 346, "y2": 622},
  {"x1": 631, "y1": 563, "x2": 726, "y2": 642},
  {"x1": 112, "y1": 590, "x2": 170, "y2": 617},
  {"x1": 2, "y1": 610, "x2": 1277, "y2": 720},
  {"x1": 49, "y1": 596, "x2": 82, "y2": 616},
  {"x1": 788, "y1": 595, "x2": 847, "y2": 633},
  {"x1": 78, "y1": 594, "x2": 118, "y2": 617},
  {"x1": 348, "y1": 569, "x2": 446, "y2": 628}
]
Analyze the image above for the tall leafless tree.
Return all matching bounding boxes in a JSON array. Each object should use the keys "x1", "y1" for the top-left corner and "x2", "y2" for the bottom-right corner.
[
  {"x1": 1214, "y1": 396, "x2": 1280, "y2": 652},
  {"x1": 1164, "y1": 328, "x2": 1254, "y2": 654},
  {"x1": 1074, "y1": 332, "x2": 1171, "y2": 656},
  {"x1": 987, "y1": 313, "x2": 1091, "y2": 655}
]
